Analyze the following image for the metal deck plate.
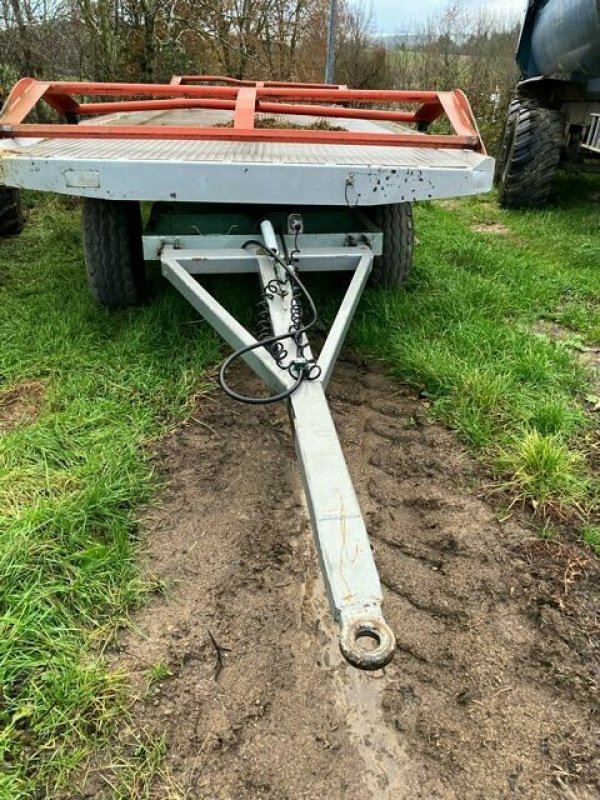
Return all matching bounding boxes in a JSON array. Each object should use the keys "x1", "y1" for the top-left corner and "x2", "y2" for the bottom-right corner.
[{"x1": 10, "y1": 136, "x2": 485, "y2": 169}]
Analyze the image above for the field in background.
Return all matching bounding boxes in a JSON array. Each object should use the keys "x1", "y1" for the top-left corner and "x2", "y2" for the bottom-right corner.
[{"x1": 0, "y1": 179, "x2": 598, "y2": 795}]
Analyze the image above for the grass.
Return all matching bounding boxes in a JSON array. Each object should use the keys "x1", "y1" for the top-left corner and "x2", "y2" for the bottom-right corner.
[
  {"x1": 581, "y1": 523, "x2": 600, "y2": 556},
  {"x1": 98, "y1": 731, "x2": 183, "y2": 800},
  {"x1": 352, "y1": 173, "x2": 600, "y2": 517},
  {"x1": 0, "y1": 173, "x2": 598, "y2": 796},
  {"x1": 0, "y1": 194, "x2": 219, "y2": 797},
  {"x1": 496, "y1": 431, "x2": 590, "y2": 514},
  {"x1": 147, "y1": 659, "x2": 172, "y2": 687},
  {"x1": 216, "y1": 117, "x2": 346, "y2": 131}
]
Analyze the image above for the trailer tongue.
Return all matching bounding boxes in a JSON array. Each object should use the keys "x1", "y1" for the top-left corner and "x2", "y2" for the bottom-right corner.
[
  {"x1": 0, "y1": 77, "x2": 494, "y2": 669},
  {"x1": 161, "y1": 229, "x2": 394, "y2": 669}
]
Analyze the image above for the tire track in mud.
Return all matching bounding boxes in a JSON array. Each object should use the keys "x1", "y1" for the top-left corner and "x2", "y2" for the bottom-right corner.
[
  {"x1": 88, "y1": 359, "x2": 599, "y2": 800},
  {"x1": 297, "y1": 472, "x2": 416, "y2": 800}
]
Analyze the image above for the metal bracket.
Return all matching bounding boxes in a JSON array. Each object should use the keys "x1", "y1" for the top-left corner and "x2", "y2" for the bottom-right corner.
[
  {"x1": 287, "y1": 213, "x2": 304, "y2": 235},
  {"x1": 583, "y1": 113, "x2": 600, "y2": 154}
]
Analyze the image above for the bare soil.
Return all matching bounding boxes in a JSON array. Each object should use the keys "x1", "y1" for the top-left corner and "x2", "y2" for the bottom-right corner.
[
  {"x1": 533, "y1": 321, "x2": 600, "y2": 408},
  {"x1": 471, "y1": 221, "x2": 514, "y2": 237},
  {"x1": 0, "y1": 380, "x2": 44, "y2": 432},
  {"x1": 90, "y1": 359, "x2": 599, "y2": 800}
]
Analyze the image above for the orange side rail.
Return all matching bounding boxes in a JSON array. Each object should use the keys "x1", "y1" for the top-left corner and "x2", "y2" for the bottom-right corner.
[
  {"x1": 0, "y1": 78, "x2": 485, "y2": 153},
  {"x1": 171, "y1": 75, "x2": 346, "y2": 90}
]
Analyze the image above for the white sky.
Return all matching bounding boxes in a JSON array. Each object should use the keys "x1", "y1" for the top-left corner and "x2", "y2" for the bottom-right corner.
[{"x1": 371, "y1": 0, "x2": 526, "y2": 32}]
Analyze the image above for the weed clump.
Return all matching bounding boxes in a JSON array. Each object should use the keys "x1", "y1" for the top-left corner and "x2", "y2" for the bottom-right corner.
[{"x1": 495, "y1": 431, "x2": 590, "y2": 514}]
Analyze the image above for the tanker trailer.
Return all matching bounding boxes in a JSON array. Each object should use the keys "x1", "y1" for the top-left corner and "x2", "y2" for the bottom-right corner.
[{"x1": 496, "y1": 0, "x2": 600, "y2": 208}]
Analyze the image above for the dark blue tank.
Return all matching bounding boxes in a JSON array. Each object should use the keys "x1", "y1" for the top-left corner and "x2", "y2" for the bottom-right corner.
[{"x1": 517, "y1": 0, "x2": 600, "y2": 80}]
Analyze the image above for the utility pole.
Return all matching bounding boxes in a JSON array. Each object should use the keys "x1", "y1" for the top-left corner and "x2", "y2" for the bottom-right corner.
[{"x1": 325, "y1": 0, "x2": 338, "y2": 85}]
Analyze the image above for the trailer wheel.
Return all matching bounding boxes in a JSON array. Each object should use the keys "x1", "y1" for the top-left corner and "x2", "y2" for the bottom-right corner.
[
  {"x1": 0, "y1": 187, "x2": 24, "y2": 237},
  {"x1": 494, "y1": 98, "x2": 520, "y2": 184},
  {"x1": 496, "y1": 99, "x2": 565, "y2": 209},
  {"x1": 82, "y1": 199, "x2": 145, "y2": 308},
  {"x1": 370, "y1": 202, "x2": 414, "y2": 289}
]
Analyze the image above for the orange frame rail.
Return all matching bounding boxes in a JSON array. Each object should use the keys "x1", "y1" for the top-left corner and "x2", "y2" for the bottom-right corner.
[
  {"x1": 0, "y1": 76, "x2": 485, "y2": 152},
  {"x1": 170, "y1": 75, "x2": 347, "y2": 90}
]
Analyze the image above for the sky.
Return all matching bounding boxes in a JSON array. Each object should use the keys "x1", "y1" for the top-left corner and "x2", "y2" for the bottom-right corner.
[{"x1": 371, "y1": 0, "x2": 526, "y2": 32}]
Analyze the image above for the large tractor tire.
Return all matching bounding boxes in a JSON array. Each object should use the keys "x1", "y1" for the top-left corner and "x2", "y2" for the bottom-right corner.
[
  {"x1": 496, "y1": 99, "x2": 565, "y2": 209},
  {"x1": 370, "y1": 202, "x2": 414, "y2": 289},
  {"x1": 82, "y1": 198, "x2": 145, "y2": 308},
  {"x1": 0, "y1": 187, "x2": 24, "y2": 237},
  {"x1": 495, "y1": 98, "x2": 520, "y2": 178}
]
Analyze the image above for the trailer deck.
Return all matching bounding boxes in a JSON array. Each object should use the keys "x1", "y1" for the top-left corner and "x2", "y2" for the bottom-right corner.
[{"x1": 0, "y1": 78, "x2": 493, "y2": 205}]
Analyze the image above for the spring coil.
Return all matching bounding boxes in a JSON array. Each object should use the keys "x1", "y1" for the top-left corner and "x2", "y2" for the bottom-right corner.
[
  {"x1": 287, "y1": 275, "x2": 321, "y2": 381},
  {"x1": 256, "y1": 295, "x2": 288, "y2": 365},
  {"x1": 264, "y1": 277, "x2": 287, "y2": 299},
  {"x1": 219, "y1": 234, "x2": 321, "y2": 405}
]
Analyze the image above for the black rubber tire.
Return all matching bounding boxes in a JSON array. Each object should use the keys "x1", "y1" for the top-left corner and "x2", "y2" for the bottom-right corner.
[
  {"x1": 0, "y1": 187, "x2": 24, "y2": 237},
  {"x1": 494, "y1": 98, "x2": 520, "y2": 185},
  {"x1": 369, "y1": 203, "x2": 414, "y2": 289},
  {"x1": 82, "y1": 198, "x2": 145, "y2": 308},
  {"x1": 496, "y1": 99, "x2": 565, "y2": 209}
]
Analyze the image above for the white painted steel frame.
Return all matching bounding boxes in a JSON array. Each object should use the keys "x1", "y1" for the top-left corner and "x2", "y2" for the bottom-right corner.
[
  {"x1": 143, "y1": 233, "x2": 384, "y2": 261},
  {"x1": 157, "y1": 246, "x2": 368, "y2": 276},
  {"x1": 0, "y1": 138, "x2": 495, "y2": 206},
  {"x1": 160, "y1": 242, "x2": 396, "y2": 669},
  {"x1": 161, "y1": 249, "x2": 292, "y2": 394}
]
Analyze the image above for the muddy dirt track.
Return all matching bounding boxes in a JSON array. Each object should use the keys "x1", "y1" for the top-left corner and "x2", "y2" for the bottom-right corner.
[{"x1": 90, "y1": 359, "x2": 599, "y2": 800}]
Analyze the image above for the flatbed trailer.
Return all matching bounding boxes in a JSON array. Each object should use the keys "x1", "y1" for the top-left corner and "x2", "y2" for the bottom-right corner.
[
  {"x1": 0, "y1": 77, "x2": 492, "y2": 205},
  {"x1": 0, "y1": 77, "x2": 494, "y2": 670}
]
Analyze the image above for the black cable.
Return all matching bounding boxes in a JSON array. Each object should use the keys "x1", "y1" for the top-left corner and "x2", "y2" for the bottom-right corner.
[
  {"x1": 280, "y1": 229, "x2": 291, "y2": 264},
  {"x1": 218, "y1": 237, "x2": 320, "y2": 405},
  {"x1": 290, "y1": 227, "x2": 301, "y2": 262}
]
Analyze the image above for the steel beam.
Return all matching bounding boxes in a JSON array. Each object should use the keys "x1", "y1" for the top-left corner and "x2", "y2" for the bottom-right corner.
[
  {"x1": 143, "y1": 236, "x2": 384, "y2": 262},
  {"x1": 161, "y1": 248, "x2": 291, "y2": 394},
  {"x1": 583, "y1": 113, "x2": 600, "y2": 154},
  {"x1": 154, "y1": 248, "x2": 365, "y2": 273},
  {"x1": 255, "y1": 234, "x2": 395, "y2": 669},
  {"x1": 289, "y1": 382, "x2": 395, "y2": 669},
  {"x1": 317, "y1": 249, "x2": 373, "y2": 388}
]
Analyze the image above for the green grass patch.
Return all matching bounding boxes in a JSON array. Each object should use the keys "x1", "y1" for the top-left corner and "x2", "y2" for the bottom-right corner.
[
  {"x1": 146, "y1": 659, "x2": 172, "y2": 687},
  {"x1": 0, "y1": 194, "x2": 220, "y2": 796},
  {"x1": 581, "y1": 523, "x2": 600, "y2": 556},
  {"x1": 352, "y1": 174, "x2": 600, "y2": 517},
  {"x1": 496, "y1": 431, "x2": 590, "y2": 514}
]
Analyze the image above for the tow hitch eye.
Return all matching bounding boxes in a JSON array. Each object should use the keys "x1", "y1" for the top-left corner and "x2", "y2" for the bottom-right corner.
[{"x1": 339, "y1": 612, "x2": 396, "y2": 671}]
